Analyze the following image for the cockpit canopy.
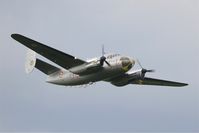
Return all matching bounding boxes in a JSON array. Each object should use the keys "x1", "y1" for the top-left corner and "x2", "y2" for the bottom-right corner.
[{"x1": 120, "y1": 57, "x2": 135, "y2": 71}]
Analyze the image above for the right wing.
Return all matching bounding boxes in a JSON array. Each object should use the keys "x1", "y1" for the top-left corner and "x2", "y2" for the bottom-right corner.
[
  {"x1": 11, "y1": 34, "x2": 86, "y2": 70},
  {"x1": 131, "y1": 77, "x2": 188, "y2": 87}
]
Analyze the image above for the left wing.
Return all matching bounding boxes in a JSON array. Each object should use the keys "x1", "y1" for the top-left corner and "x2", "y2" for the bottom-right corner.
[
  {"x1": 11, "y1": 34, "x2": 86, "y2": 70},
  {"x1": 109, "y1": 72, "x2": 188, "y2": 87},
  {"x1": 130, "y1": 77, "x2": 188, "y2": 87}
]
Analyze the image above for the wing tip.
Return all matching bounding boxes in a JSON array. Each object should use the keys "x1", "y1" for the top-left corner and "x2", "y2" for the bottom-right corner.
[
  {"x1": 174, "y1": 82, "x2": 188, "y2": 87},
  {"x1": 181, "y1": 83, "x2": 188, "y2": 87},
  {"x1": 11, "y1": 33, "x2": 21, "y2": 40}
]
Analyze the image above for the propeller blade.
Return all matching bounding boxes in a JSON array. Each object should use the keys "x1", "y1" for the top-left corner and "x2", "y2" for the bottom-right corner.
[
  {"x1": 102, "y1": 44, "x2": 105, "y2": 56},
  {"x1": 137, "y1": 59, "x2": 143, "y2": 69},
  {"x1": 105, "y1": 60, "x2": 111, "y2": 66},
  {"x1": 146, "y1": 69, "x2": 155, "y2": 72},
  {"x1": 142, "y1": 68, "x2": 155, "y2": 73}
]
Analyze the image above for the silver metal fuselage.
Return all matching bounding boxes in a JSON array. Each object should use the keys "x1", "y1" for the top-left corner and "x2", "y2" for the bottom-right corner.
[{"x1": 46, "y1": 55, "x2": 134, "y2": 86}]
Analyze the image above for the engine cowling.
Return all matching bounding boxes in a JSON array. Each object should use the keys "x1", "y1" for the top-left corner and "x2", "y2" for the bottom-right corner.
[
  {"x1": 110, "y1": 74, "x2": 130, "y2": 87},
  {"x1": 110, "y1": 70, "x2": 144, "y2": 87},
  {"x1": 111, "y1": 80, "x2": 129, "y2": 87}
]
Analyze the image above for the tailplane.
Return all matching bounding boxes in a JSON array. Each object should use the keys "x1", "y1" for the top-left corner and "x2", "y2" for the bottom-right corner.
[
  {"x1": 25, "y1": 49, "x2": 60, "y2": 75},
  {"x1": 35, "y1": 58, "x2": 60, "y2": 75}
]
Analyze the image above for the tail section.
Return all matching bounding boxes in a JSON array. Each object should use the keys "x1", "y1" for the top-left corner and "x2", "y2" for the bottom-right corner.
[{"x1": 25, "y1": 49, "x2": 60, "y2": 75}]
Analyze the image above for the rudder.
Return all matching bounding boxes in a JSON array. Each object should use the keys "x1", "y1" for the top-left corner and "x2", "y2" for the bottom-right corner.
[{"x1": 25, "y1": 49, "x2": 36, "y2": 74}]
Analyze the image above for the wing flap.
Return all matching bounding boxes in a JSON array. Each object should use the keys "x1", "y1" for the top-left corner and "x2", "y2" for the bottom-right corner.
[
  {"x1": 11, "y1": 34, "x2": 86, "y2": 69},
  {"x1": 131, "y1": 77, "x2": 188, "y2": 87}
]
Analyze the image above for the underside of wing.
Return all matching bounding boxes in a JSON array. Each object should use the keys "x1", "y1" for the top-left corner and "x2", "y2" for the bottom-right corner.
[
  {"x1": 131, "y1": 77, "x2": 188, "y2": 87},
  {"x1": 11, "y1": 34, "x2": 86, "y2": 69}
]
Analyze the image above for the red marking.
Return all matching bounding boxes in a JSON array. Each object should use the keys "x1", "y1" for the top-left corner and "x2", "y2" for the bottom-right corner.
[{"x1": 59, "y1": 71, "x2": 64, "y2": 78}]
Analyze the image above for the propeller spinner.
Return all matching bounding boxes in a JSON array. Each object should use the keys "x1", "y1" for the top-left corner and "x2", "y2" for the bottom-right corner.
[{"x1": 137, "y1": 59, "x2": 155, "y2": 77}]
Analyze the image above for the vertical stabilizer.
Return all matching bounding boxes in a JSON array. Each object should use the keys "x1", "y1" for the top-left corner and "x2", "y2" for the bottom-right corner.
[{"x1": 25, "y1": 49, "x2": 36, "y2": 74}]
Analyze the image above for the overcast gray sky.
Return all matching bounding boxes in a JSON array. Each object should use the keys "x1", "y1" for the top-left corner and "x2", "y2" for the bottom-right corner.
[{"x1": 0, "y1": 0, "x2": 198, "y2": 132}]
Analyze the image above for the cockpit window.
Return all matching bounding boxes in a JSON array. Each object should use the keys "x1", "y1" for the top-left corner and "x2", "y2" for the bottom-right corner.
[{"x1": 120, "y1": 57, "x2": 131, "y2": 67}]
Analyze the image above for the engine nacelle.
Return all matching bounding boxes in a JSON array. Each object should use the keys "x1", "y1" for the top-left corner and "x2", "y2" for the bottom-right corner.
[
  {"x1": 111, "y1": 76, "x2": 129, "y2": 87},
  {"x1": 128, "y1": 69, "x2": 145, "y2": 79},
  {"x1": 111, "y1": 70, "x2": 144, "y2": 87}
]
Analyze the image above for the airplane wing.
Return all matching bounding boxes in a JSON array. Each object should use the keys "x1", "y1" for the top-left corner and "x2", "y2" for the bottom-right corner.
[
  {"x1": 130, "y1": 77, "x2": 188, "y2": 87},
  {"x1": 11, "y1": 34, "x2": 86, "y2": 70}
]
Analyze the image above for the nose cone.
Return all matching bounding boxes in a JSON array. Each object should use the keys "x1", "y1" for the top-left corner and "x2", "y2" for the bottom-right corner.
[{"x1": 120, "y1": 57, "x2": 135, "y2": 71}]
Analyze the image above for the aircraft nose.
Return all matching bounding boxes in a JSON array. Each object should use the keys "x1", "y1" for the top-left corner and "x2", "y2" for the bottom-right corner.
[
  {"x1": 120, "y1": 57, "x2": 134, "y2": 71},
  {"x1": 122, "y1": 59, "x2": 130, "y2": 66}
]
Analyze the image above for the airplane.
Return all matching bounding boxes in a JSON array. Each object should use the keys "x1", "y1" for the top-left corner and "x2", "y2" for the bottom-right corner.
[{"x1": 11, "y1": 34, "x2": 188, "y2": 87}]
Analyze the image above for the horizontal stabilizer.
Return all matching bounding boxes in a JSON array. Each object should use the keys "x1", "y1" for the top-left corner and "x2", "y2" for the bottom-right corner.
[{"x1": 35, "y1": 58, "x2": 60, "y2": 75}]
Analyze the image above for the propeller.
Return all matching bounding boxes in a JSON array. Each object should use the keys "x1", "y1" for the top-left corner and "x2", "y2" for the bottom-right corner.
[
  {"x1": 99, "y1": 45, "x2": 111, "y2": 67},
  {"x1": 137, "y1": 59, "x2": 155, "y2": 77}
]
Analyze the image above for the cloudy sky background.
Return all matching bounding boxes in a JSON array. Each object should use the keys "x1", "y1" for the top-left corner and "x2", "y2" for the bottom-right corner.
[{"x1": 0, "y1": 0, "x2": 198, "y2": 132}]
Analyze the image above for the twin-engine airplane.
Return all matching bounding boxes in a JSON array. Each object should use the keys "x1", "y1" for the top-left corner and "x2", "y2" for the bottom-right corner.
[{"x1": 11, "y1": 34, "x2": 188, "y2": 87}]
